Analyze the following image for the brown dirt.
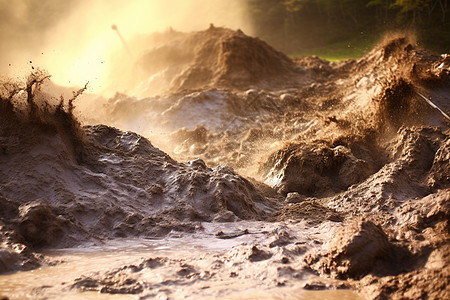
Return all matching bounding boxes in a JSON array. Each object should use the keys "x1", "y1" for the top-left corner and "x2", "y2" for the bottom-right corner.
[
  {"x1": 1, "y1": 28, "x2": 450, "y2": 299},
  {"x1": 136, "y1": 27, "x2": 307, "y2": 95},
  {"x1": 0, "y1": 73, "x2": 278, "y2": 272},
  {"x1": 304, "y1": 219, "x2": 394, "y2": 279}
]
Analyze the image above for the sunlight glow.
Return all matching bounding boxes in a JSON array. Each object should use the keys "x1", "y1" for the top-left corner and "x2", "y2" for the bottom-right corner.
[{"x1": 2, "y1": 0, "x2": 250, "y2": 95}]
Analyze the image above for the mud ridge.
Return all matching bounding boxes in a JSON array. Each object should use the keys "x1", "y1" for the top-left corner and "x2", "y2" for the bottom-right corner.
[{"x1": 1, "y1": 29, "x2": 449, "y2": 299}]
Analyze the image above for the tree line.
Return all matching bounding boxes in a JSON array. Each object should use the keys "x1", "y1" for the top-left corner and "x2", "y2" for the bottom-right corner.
[{"x1": 246, "y1": 0, "x2": 449, "y2": 54}]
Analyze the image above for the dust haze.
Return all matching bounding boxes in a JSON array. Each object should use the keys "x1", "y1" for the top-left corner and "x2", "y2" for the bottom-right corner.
[{"x1": 0, "y1": 0, "x2": 251, "y2": 95}]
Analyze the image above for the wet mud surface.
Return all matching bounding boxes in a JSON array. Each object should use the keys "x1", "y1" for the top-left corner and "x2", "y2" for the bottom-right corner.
[
  {"x1": 0, "y1": 222, "x2": 363, "y2": 299},
  {"x1": 1, "y1": 28, "x2": 449, "y2": 299}
]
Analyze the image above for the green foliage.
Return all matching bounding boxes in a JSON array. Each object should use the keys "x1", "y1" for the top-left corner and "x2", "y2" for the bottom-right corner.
[
  {"x1": 391, "y1": 0, "x2": 431, "y2": 12},
  {"x1": 293, "y1": 32, "x2": 381, "y2": 61},
  {"x1": 247, "y1": 0, "x2": 450, "y2": 55},
  {"x1": 366, "y1": 0, "x2": 386, "y2": 8},
  {"x1": 283, "y1": 0, "x2": 304, "y2": 12}
]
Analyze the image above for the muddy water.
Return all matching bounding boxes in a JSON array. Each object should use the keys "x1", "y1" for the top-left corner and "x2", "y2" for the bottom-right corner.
[{"x1": 0, "y1": 222, "x2": 364, "y2": 300}]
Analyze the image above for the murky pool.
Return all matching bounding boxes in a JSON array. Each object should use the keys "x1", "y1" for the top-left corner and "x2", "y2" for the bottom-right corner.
[{"x1": 0, "y1": 222, "x2": 364, "y2": 300}]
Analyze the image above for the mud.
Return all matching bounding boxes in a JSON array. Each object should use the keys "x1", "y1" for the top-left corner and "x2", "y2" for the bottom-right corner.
[
  {"x1": 133, "y1": 26, "x2": 307, "y2": 96},
  {"x1": 1, "y1": 28, "x2": 449, "y2": 299}
]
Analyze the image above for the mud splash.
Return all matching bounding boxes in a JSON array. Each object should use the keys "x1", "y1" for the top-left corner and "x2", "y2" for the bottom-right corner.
[{"x1": 1, "y1": 28, "x2": 449, "y2": 299}]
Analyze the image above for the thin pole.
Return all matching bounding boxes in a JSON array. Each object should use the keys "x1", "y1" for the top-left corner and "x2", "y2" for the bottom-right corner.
[
  {"x1": 112, "y1": 24, "x2": 134, "y2": 60},
  {"x1": 416, "y1": 91, "x2": 450, "y2": 121}
]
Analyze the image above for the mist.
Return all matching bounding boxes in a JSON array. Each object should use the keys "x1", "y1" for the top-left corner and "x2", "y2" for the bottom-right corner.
[{"x1": 0, "y1": 0, "x2": 251, "y2": 95}]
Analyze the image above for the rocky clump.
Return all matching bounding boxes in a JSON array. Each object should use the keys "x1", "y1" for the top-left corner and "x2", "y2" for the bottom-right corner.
[
  {"x1": 261, "y1": 142, "x2": 375, "y2": 197},
  {"x1": 304, "y1": 219, "x2": 394, "y2": 279}
]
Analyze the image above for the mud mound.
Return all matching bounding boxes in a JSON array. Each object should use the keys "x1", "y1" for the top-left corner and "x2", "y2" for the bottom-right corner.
[
  {"x1": 350, "y1": 35, "x2": 450, "y2": 91},
  {"x1": 18, "y1": 199, "x2": 69, "y2": 248},
  {"x1": 294, "y1": 55, "x2": 333, "y2": 76},
  {"x1": 136, "y1": 27, "x2": 307, "y2": 94},
  {"x1": 0, "y1": 197, "x2": 42, "y2": 274},
  {"x1": 306, "y1": 187, "x2": 449, "y2": 299},
  {"x1": 100, "y1": 34, "x2": 449, "y2": 180},
  {"x1": 0, "y1": 81, "x2": 276, "y2": 273},
  {"x1": 376, "y1": 77, "x2": 425, "y2": 129},
  {"x1": 346, "y1": 36, "x2": 417, "y2": 77},
  {"x1": 258, "y1": 35, "x2": 449, "y2": 200},
  {"x1": 260, "y1": 142, "x2": 376, "y2": 197},
  {"x1": 327, "y1": 127, "x2": 448, "y2": 215},
  {"x1": 372, "y1": 267, "x2": 450, "y2": 300},
  {"x1": 305, "y1": 219, "x2": 394, "y2": 279},
  {"x1": 358, "y1": 189, "x2": 450, "y2": 299},
  {"x1": 427, "y1": 134, "x2": 450, "y2": 188}
]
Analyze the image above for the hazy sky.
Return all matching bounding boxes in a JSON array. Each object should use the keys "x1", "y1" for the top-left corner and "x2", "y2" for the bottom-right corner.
[{"x1": 0, "y1": 0, "x2": 251, "y2": 93}]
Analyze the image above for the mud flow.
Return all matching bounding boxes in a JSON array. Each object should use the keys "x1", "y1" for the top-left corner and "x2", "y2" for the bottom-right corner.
[{"x1": 0, "y1": 28, "x2": 449, "y2": 299}]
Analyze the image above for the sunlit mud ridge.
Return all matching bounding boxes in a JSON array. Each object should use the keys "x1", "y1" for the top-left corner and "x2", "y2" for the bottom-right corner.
[
  {"x1": 1, "y1": 28, "x2": 449, "y2": 299},
  {"x1": 123, "y1": 26, "x2": 307, "y2": 96}
]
